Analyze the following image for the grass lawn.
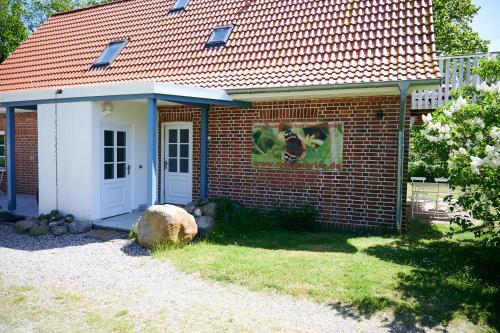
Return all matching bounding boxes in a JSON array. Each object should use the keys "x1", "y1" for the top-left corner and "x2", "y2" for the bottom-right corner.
[{"x1": 153, "y1": 220, "x2": 500, "y2": 332}]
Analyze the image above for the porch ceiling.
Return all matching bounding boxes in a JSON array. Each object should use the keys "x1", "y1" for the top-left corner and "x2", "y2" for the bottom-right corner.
[{"x1": 0, "y1": 81, "x2": 252, "y2": 109}]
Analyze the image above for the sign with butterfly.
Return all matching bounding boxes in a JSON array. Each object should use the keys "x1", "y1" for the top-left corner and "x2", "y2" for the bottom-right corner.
[{"x1": 252, "y1": 122, "x2": 344, "y2": 170}]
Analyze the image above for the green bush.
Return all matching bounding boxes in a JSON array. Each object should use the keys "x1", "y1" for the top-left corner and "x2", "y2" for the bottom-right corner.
[
  {"x1": 128, "y1": 222, "x2": 138, "y2": 241},
  {"x1": 213, "y1": 201, "x2": 278, "y2": 233},
  {"x1": 271, "y1": 204, "x2": 319, "y2": 232},
  {"x1": 210, "y1": 197, "x2": 318, "y2": 233}
]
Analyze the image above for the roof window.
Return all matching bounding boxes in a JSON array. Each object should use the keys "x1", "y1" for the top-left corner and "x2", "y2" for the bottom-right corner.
[
  {"x1": 170, "y1": 0, "x2": 189, "y2": 12},
  {"x1": 91, "y1": 40, "x2": 127, "y2": 69},
  {"x1": 205, "y1": 25, "x2": 234, "y2": 49}
]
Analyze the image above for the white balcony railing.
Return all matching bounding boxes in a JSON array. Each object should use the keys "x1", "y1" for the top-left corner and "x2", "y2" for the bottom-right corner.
[{"x1": 412, "y1": 52, "x2": 500, "y2": 110}]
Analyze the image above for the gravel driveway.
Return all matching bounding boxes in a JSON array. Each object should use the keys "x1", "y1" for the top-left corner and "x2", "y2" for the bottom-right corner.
[{"x1": 0, "y1": 224, "x2": 396, "y2": 333}]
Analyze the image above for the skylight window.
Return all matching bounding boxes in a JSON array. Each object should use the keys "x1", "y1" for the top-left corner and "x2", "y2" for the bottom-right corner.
[
  {"x1": 91, "y1": 40, "x2": 127, "y2": 69},
  {"x1": 205, "y1": 25, "x2": 234, "y2": 49},
  {"x1": 170, "y1": 0, "x2": 189, "y2": 12}
]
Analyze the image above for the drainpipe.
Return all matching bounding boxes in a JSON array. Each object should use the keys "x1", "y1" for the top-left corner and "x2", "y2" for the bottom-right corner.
[{"x1": 396, "y1": 82, "x2": 410, "y2": 232}]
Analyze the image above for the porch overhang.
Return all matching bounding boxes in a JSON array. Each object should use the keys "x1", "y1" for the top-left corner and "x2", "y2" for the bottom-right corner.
[{"x1": 0, "y1": 82, "x2": 252, "y2": 109}]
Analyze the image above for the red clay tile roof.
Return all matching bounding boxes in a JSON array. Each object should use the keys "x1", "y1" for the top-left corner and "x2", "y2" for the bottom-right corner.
[{"x1": 0, "y1": 0, "x2": 441, "y2": 92}]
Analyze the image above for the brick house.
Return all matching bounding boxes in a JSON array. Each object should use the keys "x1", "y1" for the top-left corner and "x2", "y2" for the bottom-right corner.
[{"x1": 0, "y1": 0, "x2": 441, "y2": 231}]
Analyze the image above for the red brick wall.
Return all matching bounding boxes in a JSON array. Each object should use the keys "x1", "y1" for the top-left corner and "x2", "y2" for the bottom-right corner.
[
  {"x1": 158, "y1": 96, "x2": 410, "y2": 231},
  {"x1": 0, "y1": 112, "x2": 38, "y2": 195}
]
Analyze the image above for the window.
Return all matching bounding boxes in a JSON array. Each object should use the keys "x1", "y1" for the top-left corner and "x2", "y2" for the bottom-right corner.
[
  {"x1": 170, "y1": 0, "x2": 189, "y2": 12},
  {"x1": 91, "y1": 40, "x2": 127, "y2": 69},
  {"x1": 0, "y1": 132, "x2": 4, "y2": 170},
  {"x1": 205, "y1": 25, "x2": 234, "y2": 48},
  {"x1": 104, "y1": 130, "x2": 127, "y2": 180}
]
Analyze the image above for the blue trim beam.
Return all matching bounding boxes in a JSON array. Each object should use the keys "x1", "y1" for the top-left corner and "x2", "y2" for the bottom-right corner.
[
  {"x1": 147, "y1": 98, "x2": 158, "y2": 206},
  {"x1": 6, "y1": 107, "x2": 16, "y2": 211},
  {"x1": 200, "y1": 105, "x2": 209, "y2": 200},
  {"x1": 1, "y1": 93, "x2": 252, "y2": 109}
]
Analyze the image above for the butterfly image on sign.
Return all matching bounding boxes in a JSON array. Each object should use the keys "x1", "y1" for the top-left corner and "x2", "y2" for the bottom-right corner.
[{"x1": 252, "y1": 122, "x2": 344, "y2": 170}]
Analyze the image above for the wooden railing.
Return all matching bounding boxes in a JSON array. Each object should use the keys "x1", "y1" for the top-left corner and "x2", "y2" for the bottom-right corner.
[{"x1": 411, "y1": 52, "x2": 500, "y2": 110}]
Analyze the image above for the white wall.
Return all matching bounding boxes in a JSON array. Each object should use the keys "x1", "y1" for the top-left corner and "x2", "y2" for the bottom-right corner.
[
  {"x1": 91, "y1": 101, "x2": 148, "y2": 215},
  {"x1": 38, "y1": 100, "x2": 147, "y2": 221},
  {"x1": 38, "y1": 102, "x2": 95, "y2": 220}
]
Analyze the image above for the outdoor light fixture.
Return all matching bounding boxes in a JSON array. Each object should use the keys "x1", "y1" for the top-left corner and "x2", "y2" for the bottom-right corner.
[
  {"x1": 102, "y1": 102, "x2": 114, "y2": 118},
  {"x1": 376, "y1": 103, "x2": 385, "y2": 120}
]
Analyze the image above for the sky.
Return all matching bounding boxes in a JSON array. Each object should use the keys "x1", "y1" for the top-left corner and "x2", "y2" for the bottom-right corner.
[{"x1": 472, "y1": 0, "x2": 500, "y2": 52}]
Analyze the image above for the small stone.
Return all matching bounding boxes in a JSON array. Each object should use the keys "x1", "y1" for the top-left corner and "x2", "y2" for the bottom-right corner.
[
  {"x1": 14, "y1": 219, "x2": 37, "y2": 233},
  {"x1": 195, "y1": 216, "x2": 215, "y2": 237},
  {"x1": 184, "y1": 202, "x2": 196, "y2": 214},
  {"x1": 200, "y1": 202, "x2": 217, "y2": 217},
  {"x1": 39, "y1": 220, "x2": 48, "y2": 227},
  {"x1": 29, "y1": 225, "x2": 50, "y2": 236},
  {"x1": 50, "y1": 224, "x2": 68, "y2": 236},
  {"x1": 64, "y1": 214, "x2": 75, "y2": 223},
  {"x1": 68, "y1": 220, "x2": 92, "y2": 234},
  {"x1": 193, "y1": 208, "x2": 202, "y2": 217}
]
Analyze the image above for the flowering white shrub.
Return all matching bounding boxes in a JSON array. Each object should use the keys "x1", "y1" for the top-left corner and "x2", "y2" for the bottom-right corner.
[{"x1": 419, "y1": 57, "x2": 500, "y2": 243}]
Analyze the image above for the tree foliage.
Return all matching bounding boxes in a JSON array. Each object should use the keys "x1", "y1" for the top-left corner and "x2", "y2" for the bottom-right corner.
[
  {"x1": 0, "y1": 0, "x2": 111, "y2": 61},
  {"x1": 0, "y1": 0, "x2": 28, "y2": 62},
  {"x1": 417, "y1": 57, "x2": 500, "y2": 244},
  {"x1": 432, "y1": 0, "x2": 490, "y2": 55}
]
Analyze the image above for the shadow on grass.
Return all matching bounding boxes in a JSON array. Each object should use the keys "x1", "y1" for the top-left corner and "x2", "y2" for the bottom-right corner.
[
  {"x1": 331, "y1": 222, "x2": 500, "y2": 332},
  {"x1": 207, "y1": 228, "x2": 359, "y2": 253}
]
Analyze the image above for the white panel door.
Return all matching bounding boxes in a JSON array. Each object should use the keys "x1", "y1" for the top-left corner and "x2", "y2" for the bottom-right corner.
[
  {"x1": 163, "y1": 123, "x2": 193, "y2": 205},
  {"x1": 101, "y1": 124, "x2": 131, "y2": 218}
]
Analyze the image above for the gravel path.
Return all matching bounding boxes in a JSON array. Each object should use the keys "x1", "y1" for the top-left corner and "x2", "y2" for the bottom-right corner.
[{"x1": 0, "y1": 224, "x2": 397, "y2": 333}]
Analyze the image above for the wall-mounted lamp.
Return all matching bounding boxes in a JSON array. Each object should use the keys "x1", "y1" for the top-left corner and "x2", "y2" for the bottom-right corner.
[
  {"x1": 376, "y1": 103, "x2": 384, "y2": 120},
  {"x1": 102, "y1": 102, "x2": 114, "y2": 118}
]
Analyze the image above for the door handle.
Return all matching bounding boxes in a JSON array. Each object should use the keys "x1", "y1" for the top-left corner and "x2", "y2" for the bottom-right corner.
[
  {"x1": 127, "y1": 164, "x2": 131, "y2": 175},
  {"x1": 164, "y1": 160, "x2": 168, "y2": 169}
]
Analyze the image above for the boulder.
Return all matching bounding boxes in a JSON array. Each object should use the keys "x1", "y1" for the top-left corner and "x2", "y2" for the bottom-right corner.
[
  {"x1": 193, "y1": 208, "x2": 202, "y2": 217},
  {"x1": 68, "y1": 220, "x2": 92, "y2": 234},
  {"x1": 29, "y1": 225, "x2": 50, "y2": 236},
  {"x1": 195, "y1": 216, "x2": 215, "y2": 237},
  {"x1": 200, "y1": 202, "x2": 217, "y2": 217},
  {"x1": 137, "y1": 205, "x2": 197, "y2": 248},
  {"x1": 50, "y1": 225, "x2": 68, "y2": 236},
  {"x1": 14, "y1": 218, "x2": 37, "y2": 233}
]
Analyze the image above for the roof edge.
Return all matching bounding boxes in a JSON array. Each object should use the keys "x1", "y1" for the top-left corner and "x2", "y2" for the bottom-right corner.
[{"x1": 226, "y1": 79, "x2": 442, "y2": 95}]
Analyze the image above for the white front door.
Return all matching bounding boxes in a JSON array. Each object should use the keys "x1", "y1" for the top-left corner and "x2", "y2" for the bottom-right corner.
[
  {"x1": 163, "y1": 122, "x2": 193, "y2": 205},
  {"x1": 101, "y1": 124, "x2": 131, "y2": 218}
]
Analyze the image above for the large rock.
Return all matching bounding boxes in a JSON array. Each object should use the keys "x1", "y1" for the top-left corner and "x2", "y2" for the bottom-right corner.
[
  {"x1": 195, "y1": 216, "x2": 215, "y2": 237},
  {"x1": 68, "y1": 220, "x2": 92, "y2": 234},
  {"x1": 50, "y1": 225, "x2": 68, "y2": 236},
  {"x1": 29, "y1": 225, "x2": 50, "y2": 236},
  {"x1": 200, "y1": 202, "x2": 217, "y2": 217},
  {"x1": 14, "y1": 218, "x2": 37, "y2": 233},
  {"x1": 137, "y1": 205, "x2": 197, "y2": 248}
]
